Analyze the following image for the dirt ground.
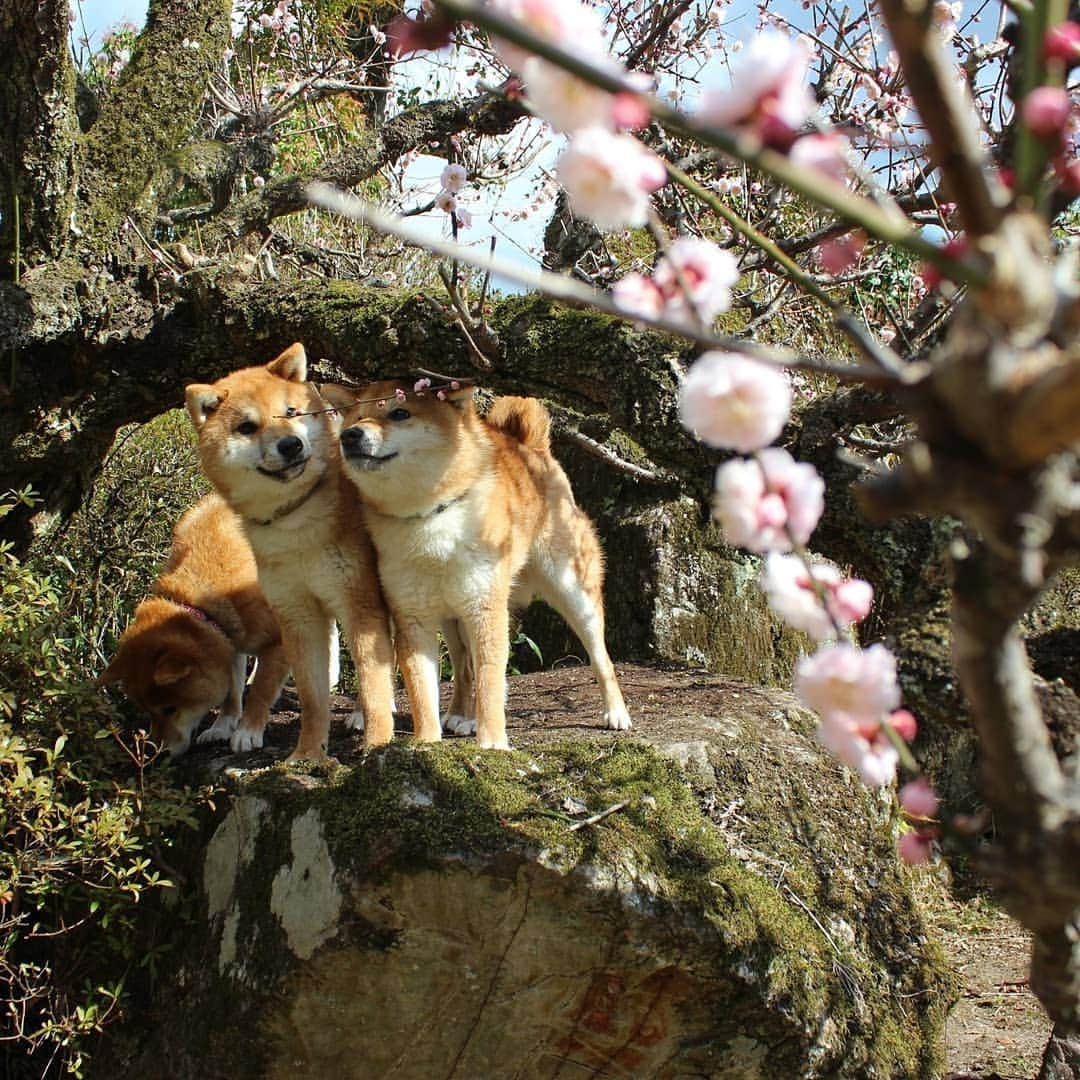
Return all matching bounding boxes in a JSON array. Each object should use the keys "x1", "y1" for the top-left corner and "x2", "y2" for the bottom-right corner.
[{"x1": 234, "y1": 659, "x2": 1051, "y2": 1079}]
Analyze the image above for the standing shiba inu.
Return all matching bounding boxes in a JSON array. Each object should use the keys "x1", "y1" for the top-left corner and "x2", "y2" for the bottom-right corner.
[
  {"x1": 335, "y1": 380, "x2": 631, "y2": 750},
  {"x1": 98, "y1": 493, "x2": 290, "y2": 755},
  {"x1": 184, "y1": 344, "x2": 396, "y2": 761}
]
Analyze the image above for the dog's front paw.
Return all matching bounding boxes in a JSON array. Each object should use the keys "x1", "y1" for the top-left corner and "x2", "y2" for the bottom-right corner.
[
  {"x1": 231, "y1": 727, "x2": 264, "y2": 753},
  {"x1": 345, "y1": 709, "x2": 365, "y2": 732},
  {"x1": 476, "y1": 735, "x2": 510, "y2": 750},
  {"x1": 198, "y1": 713, "x2": 239, "y2": 744},
  {"x1": 604, "y1": 707, "x2": 633, "y2": 731},
  {"x1": 442, "y1": 713, "x2": 476, "y2": 737}
]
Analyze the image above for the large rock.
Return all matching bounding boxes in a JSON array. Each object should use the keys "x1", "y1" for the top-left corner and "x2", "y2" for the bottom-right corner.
[{"x1": 97, "y1": 664, "x2": 952, "y2": 1079}]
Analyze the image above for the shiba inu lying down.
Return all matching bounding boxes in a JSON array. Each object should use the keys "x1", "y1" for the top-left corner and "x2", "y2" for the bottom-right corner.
[
  {"x1": 184, "y1": 344, "x2": 396, "y2": 761},
  {"x1": 334, "y1": 379, "x2": 631, "y2": 750},
  {"x1": 99, "y1": 493, "x2": 289, "y2": 755}
]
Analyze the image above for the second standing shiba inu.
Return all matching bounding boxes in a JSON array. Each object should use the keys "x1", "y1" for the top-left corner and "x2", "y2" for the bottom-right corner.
[
  {"x1": 185, "y1": 344, "x2": 396, "y2": 761},
  {"x1": 335, "y1": 380, "x2": 631, "y2": 750}
]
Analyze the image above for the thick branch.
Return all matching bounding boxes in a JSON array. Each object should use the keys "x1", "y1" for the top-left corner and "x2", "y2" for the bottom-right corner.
[
  {"x1": 200, "y1": 91, "x2": 525, "y2": 246},
  {"x1": 78, "y1": 0, "x2": 232, "y2": 250},
  {"x1": 0, "y1": 0, "x2": 80, "y2": 272}
]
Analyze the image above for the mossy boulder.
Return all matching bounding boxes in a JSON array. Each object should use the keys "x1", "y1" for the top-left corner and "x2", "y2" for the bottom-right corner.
[
  {"x1": 519, "y1": 438, "x2": 808, "y2": 687},
  {"x1": 97, "y1": 666, "x2": 953, "y2": 1079}
]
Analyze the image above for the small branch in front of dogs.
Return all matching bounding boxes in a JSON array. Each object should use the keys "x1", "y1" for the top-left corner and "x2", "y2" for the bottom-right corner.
[
  {"x1": 567, "y1": 798, "x2": 631, "y2": 832},
  {"x1": 437, "y1": 262, "x2": 498, "y2": 370},
  {"x1": 553, "y1": 423, "x2": 679, "y2": 486}
]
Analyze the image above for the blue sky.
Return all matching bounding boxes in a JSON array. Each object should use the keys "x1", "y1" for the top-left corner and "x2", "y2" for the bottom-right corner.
[{"x1": 76, "y1": 0, "x2": 147, "y2": 45}]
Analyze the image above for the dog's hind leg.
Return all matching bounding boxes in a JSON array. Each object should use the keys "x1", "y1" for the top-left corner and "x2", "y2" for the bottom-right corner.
[
  {"x1": 441, "y1": 619, "x2": 475, "y2": 736},
  {"x1": 231, "y1": 643, "x2": 289, "y2": 752},
  {"x1": 523, "y1": 544, "x2": 631, "y2": 732}
]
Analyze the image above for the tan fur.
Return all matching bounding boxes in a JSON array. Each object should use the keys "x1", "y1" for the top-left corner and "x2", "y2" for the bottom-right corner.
[
  {"x1": 184, "y1": 344, "x2": 395, "y2": 761},
  {"x1": 98, "y1": 493, "x2": 289, "y2": 755},
  {"x1": 337, "y1": 382, "x2": 630, "y2": 749}
]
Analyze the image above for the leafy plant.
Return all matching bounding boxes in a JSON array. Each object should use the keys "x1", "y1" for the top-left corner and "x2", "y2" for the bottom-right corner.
[{"x1": 0, "y1": 414, "x2": 217, "y2": 1078}]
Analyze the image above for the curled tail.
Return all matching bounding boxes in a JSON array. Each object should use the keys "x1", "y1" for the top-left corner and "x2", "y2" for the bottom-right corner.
[{"x1": 485, "y1": 396, "x2": 551, "y2": 452}]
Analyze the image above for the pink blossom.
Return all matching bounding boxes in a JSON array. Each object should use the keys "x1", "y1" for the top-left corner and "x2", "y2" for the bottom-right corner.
[
  {"x1": 613, "y1": 92, "x2": 651, "y2": 130},
  {"x1": 888, "y1": 708, "x2": 918, "y2": 742},
  {"x1": 699, "y1": 32, "x2": 815, "y2": 148},
  {"x1": 680, "y1": 352, "x2": 791, "y2": 453},
  {"x1": 897, "y1": 830, "x2": 934, "y2": 865},
  {"x1": 488, "y1": 0, "x2": 608, "y2": 73},
  {"x1": 654, "y1": 238, "x2": 740, "y2": 326},
  {"x1": 759, "y1": 553, "x2": 873, "y2": 640},
  {"x1": 817, "y1": 234, "x2": 865, "y2": 275},
  {"x1": 440, "y1": 163, "x2": 468, "y2": 192},
  {"x1": 712, "y1": 447, "x2": 824, "y2": 552},
  {"x1": 795, "y1": 642, "x2": 900, "y2": 723},
  {"x1": 435, "y1": 189, "x2": 458, "y2": 214},
  {"x1": 789, "y1": 133, "x2": 851, "y2": 182},
  {"x1": 1044, "y1": 22, "x2": 1080, "y2": 62},
  {"x1": 556, "y1": 129, "x2": 666, "y2": 231},
  {"x1": 523, "y1": 56, "x2": 620, "y2": 133},
  {"x1": 816, "y1": 713, "x2": 899, "y2": 786},
  {"x1": 1022, "y1": 86, "x2": 1072, "y2": 140},
  {"x1": 386, "y1": 9, "x2": 455, "y2": 56},
  {"x1": 455, "y1": 206, "x2": 474, "y2": 229},
  {"x1": 899, "y1": 777, "x2": 939, "y2": 820},
  {"x1": 612, "y1": 273, "x2": 665, "y2": 319},
  {"x1": 831, "y1": 577, "x2": 873, "y2": 624}
]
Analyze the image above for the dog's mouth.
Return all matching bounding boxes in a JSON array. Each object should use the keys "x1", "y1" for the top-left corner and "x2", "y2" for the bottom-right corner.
[
  {"x1": 257, "y1": 458, "x2": 309, "y2": 481},
  {"x1": 345, "y1": 450, "x2": 398, "y2": 471}
]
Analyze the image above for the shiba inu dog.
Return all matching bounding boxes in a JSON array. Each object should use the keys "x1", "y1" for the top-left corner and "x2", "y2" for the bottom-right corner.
[
  {"x1": 98, "y1": 493, "x2": 289, "y2": 755},
  {"x1": 335, "y1": 380, "x2": 631, "y2": 750},
  {"x1": 184, "y1": 344, "x2": 396, "y2": 761}
]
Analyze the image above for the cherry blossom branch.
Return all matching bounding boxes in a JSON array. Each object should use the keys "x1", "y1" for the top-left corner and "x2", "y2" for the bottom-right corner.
[
  {"x1": 666, "y1": 163, "x2": 908, "y2": 378},
  {"x1": 434, "y1": 0, "x2": 989, "y2": 286},
  {"x1": 1012, "y1": 0, "x2": 1069, "y2": 202},
  {"x1": 306, "y1": 182, "x2": 901, "y2": 384},
  {"x1": 874, "y1": 0, "x2": 1005, "y2": 240}
]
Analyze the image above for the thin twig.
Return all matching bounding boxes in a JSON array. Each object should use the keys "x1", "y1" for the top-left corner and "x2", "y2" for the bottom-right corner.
[
  {"x1": 307, "y1": 184, "x2": 906, "y2": 386},
  {"x1": 567, "y1": 798, "x2": 631, "y2": 831}
]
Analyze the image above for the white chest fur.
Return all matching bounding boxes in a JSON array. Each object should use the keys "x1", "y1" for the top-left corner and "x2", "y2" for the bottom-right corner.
[{"x1": 370, "y1": 496, "x2": 500, "y2": 618}]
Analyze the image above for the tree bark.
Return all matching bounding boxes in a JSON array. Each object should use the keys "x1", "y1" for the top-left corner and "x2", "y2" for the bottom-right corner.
[{"x1": 0, "y1": 0, "x2": 80, "y2": 272}]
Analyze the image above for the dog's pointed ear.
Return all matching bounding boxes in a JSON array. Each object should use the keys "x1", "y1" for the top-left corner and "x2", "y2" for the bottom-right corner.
[
  {"x1": 186, "y1": 384, "x2": 227, "y2": 428},
  {"x1": 152, "y1": 653, "x2": 193, "y2": 687},
  {"x1": 267, "y1": 343, "x2": 307, "y2": 383},
  {"x1": 318, "y1": 382, "x2": 361, "y2": 412}
]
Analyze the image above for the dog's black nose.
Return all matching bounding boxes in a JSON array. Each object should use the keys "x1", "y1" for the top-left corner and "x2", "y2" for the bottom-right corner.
[
  {"x1": 341, "y1": 426, "x2": 366, "y2": 452},
  {"x1": 277, "y1": 435, "x2": 304, "y2": 460}
]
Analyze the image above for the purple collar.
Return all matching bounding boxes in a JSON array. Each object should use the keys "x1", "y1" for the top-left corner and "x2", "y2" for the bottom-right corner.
[{"x1": 155, "y1": 594, "x2": 232, "y2": 643}]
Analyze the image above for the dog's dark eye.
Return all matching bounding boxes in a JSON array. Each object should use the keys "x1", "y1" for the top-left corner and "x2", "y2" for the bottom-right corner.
[
  {"x1": 388, "y1": 408, "x2": 411, "y2": 422},
  {"x1": 236, "y1": 420, "x2": 258, "y2": 436},
  {"x1": 284, "y1": 406, "x2": 299, "y2": 418}
]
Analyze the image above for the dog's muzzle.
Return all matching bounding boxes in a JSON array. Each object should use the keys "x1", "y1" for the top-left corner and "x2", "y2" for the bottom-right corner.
[
  {"x1": 341, "y1": 426, "x2": 397, "y2": 470},
  {"x1": 257, "y1": 435, "x2": 309, "y2": 481}
]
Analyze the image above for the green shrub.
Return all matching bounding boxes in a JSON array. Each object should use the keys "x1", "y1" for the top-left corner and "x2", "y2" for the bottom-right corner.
[{"x1": 0, "y1": 412, "x2": 215, "y2": 1078}]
